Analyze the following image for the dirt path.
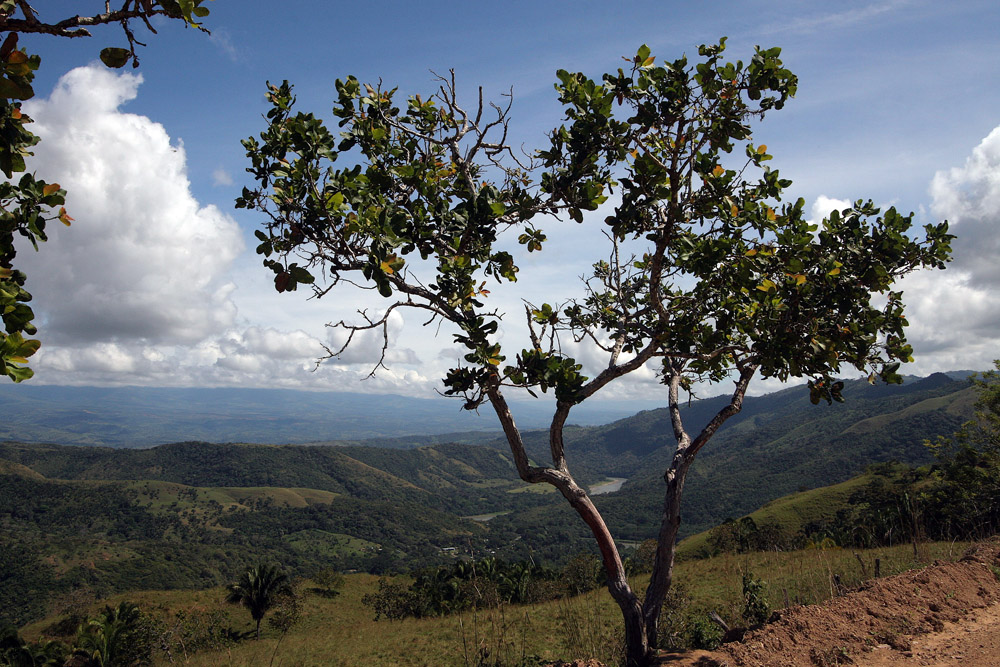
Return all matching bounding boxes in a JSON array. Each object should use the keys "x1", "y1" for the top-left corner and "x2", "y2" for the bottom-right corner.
[
  {"x1": 864, "y1": 600, "x2": 1000, "y2": 666},
  {"x1": 653, "y1": 541, "x2": 1000, "y2": 667}
]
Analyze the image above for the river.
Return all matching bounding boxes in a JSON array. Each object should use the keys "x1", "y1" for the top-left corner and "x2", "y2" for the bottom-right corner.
[{"x1": 589, "y1": 477, "x2": 627, "y2": 495}]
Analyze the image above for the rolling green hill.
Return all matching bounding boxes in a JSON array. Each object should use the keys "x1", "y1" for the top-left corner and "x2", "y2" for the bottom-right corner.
[
  {"x1": 0, "y1": 440, "x2": 567, "y2": 627},
  {"x1": 674, "y1": 474, "x2": 873, "y2": 559},
  {"x1": 0, "y1": 371, "x2": 980, "y2": 629},
  {"x1": 485, "y1": 373, "x2": 975, "y2": 559},
  {"x1": 0, "y1": 440, "x2": 556, "y2": 515}
]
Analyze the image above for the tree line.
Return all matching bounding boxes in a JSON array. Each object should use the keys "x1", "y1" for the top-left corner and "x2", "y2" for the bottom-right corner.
[{"x1": 706, "y1": 366, "x2": 1000, "y2": 554}]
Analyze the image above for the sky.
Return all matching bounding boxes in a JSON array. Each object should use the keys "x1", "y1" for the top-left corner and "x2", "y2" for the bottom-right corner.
[{"x1": 10, "y1": 0, "x2": 1000, "y2": 407}]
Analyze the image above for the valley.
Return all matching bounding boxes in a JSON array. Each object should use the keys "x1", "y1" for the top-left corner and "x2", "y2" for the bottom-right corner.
[{"x1": 0, "y1": 372, "x2": 979, "y2": 633}]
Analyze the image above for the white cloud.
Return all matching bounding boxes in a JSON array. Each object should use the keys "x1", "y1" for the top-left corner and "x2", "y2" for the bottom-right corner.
[
  {"x1": 212, "y1": 168, "x2": 234, "y2": 186},
  {"x1": 893, "y1": 123, "x2": 1000, "y2": 372},
  {"x1": 762, "y1": 0, "x2": 910, "y2": 36},
  {"x1": 9, "y1": 66, "x2": 444, "y2": 394},
  {"x1": 808, "y1": 195, "x2": 853, "y2": 226},
  {"x1": 209, "y1": 28, "x2": 244, "y2": 62},
  {"x1": 14, "y1": 67, "x2": 999, "y2": 401},
  {"x1": 323, "y1": 309, "x2": 421, "y2": 367},
  {"x1": 20, "y1": 65, "x2": 243, "y2": 346},
  {"x1": 930, "y1": 125, "x2": 1000, "y2": 288}
]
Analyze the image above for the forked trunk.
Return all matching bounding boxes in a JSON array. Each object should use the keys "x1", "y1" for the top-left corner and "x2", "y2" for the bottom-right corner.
[
  {"x1": 564, "y1": 485, "x2": 652, "y2": 666},
  {"x1": 641, "y1": 456, "x2": 689, "y2": 651},
  {"x1": 487, "y1": 387, "x2": 655, "y2": 665},
  {"x1": 621, "y1": 600, "x2": 650, "y2": 666}
]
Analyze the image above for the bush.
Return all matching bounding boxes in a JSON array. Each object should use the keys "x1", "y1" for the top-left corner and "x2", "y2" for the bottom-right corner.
[
  {"x1": 686, "y1": 613, "x2": 723, "y2": 650},
  {"x1": 655, "y1": 582, "x2": 690, "y2": 650},
  {"x1": 311, "y1": 568, "x2": 345, "y2": 598},
  {"x1": 625, "y1": 539, "x2": 658, "y2": 575},
  {"x1": 741, "y1": 572, "x2": 771, "y2": 626},
  {"x1": 560, "y1": 553, "x2": 603, "y2": 597},
  {"x1": 361, "y1": 578, "x2": 420, "y2": 620}
]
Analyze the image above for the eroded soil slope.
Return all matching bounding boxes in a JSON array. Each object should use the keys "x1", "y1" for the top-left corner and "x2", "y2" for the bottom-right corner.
[{"x1": 688, "y1": 541, "x2": 1000, "y2": 666}]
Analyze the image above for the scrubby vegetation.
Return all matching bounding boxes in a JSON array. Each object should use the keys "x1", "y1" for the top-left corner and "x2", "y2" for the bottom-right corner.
[
  {"x1": 697, "y1": 366, "x2": 1000, "y2": 557},
  {"x1": 5, "y1": 540, "x2": 971, "y2": 667},
  {"x1": 2, "y1": 368, "x2": 996, "y2": 664}
]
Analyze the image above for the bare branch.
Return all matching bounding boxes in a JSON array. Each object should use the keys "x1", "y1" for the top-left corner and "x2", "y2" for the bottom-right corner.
[{"x1": 0, "y1": 5, "x2": 182, "y2": 39}]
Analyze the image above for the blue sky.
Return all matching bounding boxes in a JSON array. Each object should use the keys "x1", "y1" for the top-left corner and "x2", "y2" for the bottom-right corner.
[{"x1": 11, "y1": 0, "x2": 1000, "y2": 404}]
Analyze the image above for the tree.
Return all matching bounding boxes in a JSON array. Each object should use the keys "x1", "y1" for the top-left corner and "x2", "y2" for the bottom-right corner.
[
  {"x1": 238, "y1": 40, "x2": 952, "y2": 665},
  {"x1": 922, "y1": 362, "x2": 1000, "y2": 539},
  {"x1": 0, "y1": 1, "x2": 212, "y2": 381},
  {"x1": 311, "y1": 566, "x2": 345, "y2": 598},
  {"x1": 225, "y1": 562, "x2": 292, "y2": 640},
  {"x1": 957, "y1": 361, "x2": 1000, "y2": 454},
  {"x1": 1, "y1": 625, "x2": 68, "y2": 667},
  {"x1": 72, "y1": 601, "x2": 151, "y2": 667}
]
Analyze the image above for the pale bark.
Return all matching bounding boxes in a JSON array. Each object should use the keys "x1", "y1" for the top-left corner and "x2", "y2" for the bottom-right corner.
[
  {"x1": 641, "y1": 363, "x2": 758, "y2": 651},
  {"x1": 486, "y1": 349, "x2": 757, "y2": 665},
  {"x1": 487, "y1": 384, "x2": 652, "y2": 665}
]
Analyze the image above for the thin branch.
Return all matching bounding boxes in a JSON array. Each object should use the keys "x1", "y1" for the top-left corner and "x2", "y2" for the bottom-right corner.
[
  {"x1": 0, "y1": 6, "x2": 177, "y2": 38},
  {"x1": 687, "y1": 361, "x2": 759, "y2": 459}
]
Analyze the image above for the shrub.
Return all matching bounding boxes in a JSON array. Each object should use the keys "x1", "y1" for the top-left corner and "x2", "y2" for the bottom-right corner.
[{"x1": 741, "y1": 572, "x2": 771, "y2": 626}]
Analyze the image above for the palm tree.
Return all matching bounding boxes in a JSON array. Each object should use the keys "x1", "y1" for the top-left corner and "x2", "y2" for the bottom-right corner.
[
  {"x1": 1, "y1": 625, "x2": 68, "y2": 667},
  {"x1": 225, "y1": 563, "x2": 292, "y2": 639},
  {"x1": 73, "y1": 602, "x2": 145, "y2": 667}
]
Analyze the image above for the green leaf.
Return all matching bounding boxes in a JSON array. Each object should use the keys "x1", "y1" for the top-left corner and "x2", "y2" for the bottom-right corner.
[
  {"x1": 99, "y1": 47, "x2": 132, "y2": 69},
  {"x1": 6, "y1": 363, "x2": 33, "y2": 382},
  {"x1": 0, "y1": 77, "x2": 33, "y2": 100},
  {"x1": 15, "y1": 338, "x2": 40, "y2": 358},
  {"x1": 756, "y1": 279, "x2": 776, "y2": 292}
]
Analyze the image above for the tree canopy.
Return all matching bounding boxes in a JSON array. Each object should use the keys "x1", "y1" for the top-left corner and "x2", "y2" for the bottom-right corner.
[
  {"x1": 239, "y1": 39, "x2": 952, "y2": 665},
  {"x1": 225, "y1": 562, "x2": 292, "y2": 640}
]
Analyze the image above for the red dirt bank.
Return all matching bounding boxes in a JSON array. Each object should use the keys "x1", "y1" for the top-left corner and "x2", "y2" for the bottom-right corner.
[{"x1": 561, "y1": 541, "x2": 1000, "y2": 666}]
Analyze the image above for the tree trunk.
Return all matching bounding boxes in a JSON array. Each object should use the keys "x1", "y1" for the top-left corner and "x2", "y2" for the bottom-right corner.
[
  {"x1": 640, "y1": 366, "x2": 755, "y2": 648},
  {"x1": 622, "y1": 599, "x2": 650, "y2": 667},
  {"x1": 642, "y1": 455, "x2": 690, "y2": 651},
  {"x1": 487, "y1": 387, "x2": 653, "y2": 664},
  {"x1": 565, "y1": 488, "x2": 651, "y2": 666}
]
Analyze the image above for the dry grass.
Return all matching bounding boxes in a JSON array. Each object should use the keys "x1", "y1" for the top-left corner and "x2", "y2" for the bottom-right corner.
[{"x1": 22, "y1": 541, "x2": 971, "y2": 666}]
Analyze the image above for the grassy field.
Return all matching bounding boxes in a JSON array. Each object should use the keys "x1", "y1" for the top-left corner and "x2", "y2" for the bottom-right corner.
[
  {"x1": 21, "y1": 540, "x2": 970, "y2": 666},
  {"x1": 127, "y1": 480, "x2": 340, "y2": 511},
  {"x1": 675, "y1": 474, "x2": 872, "y2": 559}
]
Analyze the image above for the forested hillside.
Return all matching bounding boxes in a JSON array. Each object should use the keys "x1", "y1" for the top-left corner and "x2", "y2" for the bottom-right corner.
[
  {"x1": 0, "y1": 373, "x2": 977, "y2": 628},
  {"x1": 486, "y1": 373, "x2": 975, "y2": 560},
  {"x1": 0, "y1": 441, "x2": 549, "y2": 626}
]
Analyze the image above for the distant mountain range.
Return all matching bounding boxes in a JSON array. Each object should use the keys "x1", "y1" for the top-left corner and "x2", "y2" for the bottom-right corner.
[
  {"x1": 0, "y1": 370, "x2": 983, "y2": 626},
  {"x1": 0, "y1": 384, "x2": 662, "y2": 447},
  {"x1": 482, "y1": 371, "x2": 979, "y2": 552}
]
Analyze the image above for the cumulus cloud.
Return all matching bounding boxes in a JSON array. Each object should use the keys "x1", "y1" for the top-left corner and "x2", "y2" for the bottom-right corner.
[
  {"x1": 19, "y1": 66, "x2": 997, "y2": 399},
  {"x1": 324, "y1": 309, "x2": 421, "y2": 366},
  {"x1": 929, "y1": 125, "x2": 1000, "y2": 288},
  {"x1": 20, "y1": 65, "x2": 243, "y2": 346},
  {"x1": 808, "y1": 195, "x2": 853, "y2": 225},
  {"x1": 893, "y1": 123, "x2": 1000, "y2": 373},
  {"x1": 10, "y1": 66, "x2": 441, "y2": 394}
]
